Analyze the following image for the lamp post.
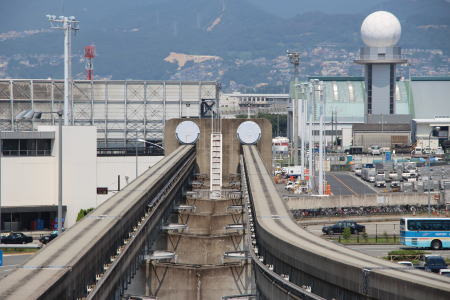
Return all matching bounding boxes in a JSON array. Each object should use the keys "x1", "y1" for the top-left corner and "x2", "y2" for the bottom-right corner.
[
  {"x1": 135, "y1": 139, "x2": 164, "y2": 178},
  {"x1": 17, "y1": 109, "x2": 64, "y2": 234},
  {"x1": 428, "y1": 126, "x2": 440, "y2": 216}
]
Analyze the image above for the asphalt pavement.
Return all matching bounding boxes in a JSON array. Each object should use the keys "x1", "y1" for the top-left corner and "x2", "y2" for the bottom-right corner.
[
  {"x1": 0, "y1": 254, "x2": 32, "y2": 279},
  {"x1": 326, "y1": 172, "x2": 377, "y2": 196}
]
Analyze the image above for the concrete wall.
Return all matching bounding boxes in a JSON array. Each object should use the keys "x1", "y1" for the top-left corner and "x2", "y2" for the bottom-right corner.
[
  {"x1": 286, "y1": 192, "x2": 440, "y2": 210},
  {"x1": 342, "y1": 127, "x2": 352, "y2": 148},
  {"x1": 165, "y1": 118, "x2": 272, "y2": 177},
  {"x1": 60, "y1": 126, "x2": 97, "y2": 227},
  {"x1": 1, "y1": 156, "x2": 57, "y2": 206},
  {"x1": 353, "y1": 131, "x2": 410, "y2": 148},
  {"x1": 371, "y1": 64, "x2": 391, "y2": 115}
]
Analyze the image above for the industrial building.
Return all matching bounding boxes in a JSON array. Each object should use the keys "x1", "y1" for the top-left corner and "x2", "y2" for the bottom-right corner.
[
  {"x1": 291, "y1": 76, "x2": 450, "y2": 150},
  {"x1": 0, "y1": 79, "x2": 219, "y2": 147}
]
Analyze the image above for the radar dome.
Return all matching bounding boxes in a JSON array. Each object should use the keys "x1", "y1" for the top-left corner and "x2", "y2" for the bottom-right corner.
[{"x1": 361, "y1": 11, "x2": 401, "y2": 48}]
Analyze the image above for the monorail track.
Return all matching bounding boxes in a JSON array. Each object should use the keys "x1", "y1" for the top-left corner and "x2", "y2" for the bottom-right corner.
[
  {"x1": 0, "y1": 145, "x2": 195, "y2": 299},
  {"x1": 242, "y1": 145, "x2": 450, "y2": 300}
]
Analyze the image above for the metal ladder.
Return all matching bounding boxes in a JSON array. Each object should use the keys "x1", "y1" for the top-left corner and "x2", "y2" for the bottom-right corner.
[{"x1": 210, "y1": 133, "x2": 222, "y2": 191}]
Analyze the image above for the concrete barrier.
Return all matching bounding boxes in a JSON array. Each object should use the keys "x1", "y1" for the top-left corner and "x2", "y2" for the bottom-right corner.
[{"x1": 285, "y1": 193, "x2": 441, "y2": 210}]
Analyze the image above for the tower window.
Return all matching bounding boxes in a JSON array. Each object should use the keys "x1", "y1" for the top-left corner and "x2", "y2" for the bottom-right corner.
[{"x1": 367, "y1": 65, "x2": 372, "y2": 114}]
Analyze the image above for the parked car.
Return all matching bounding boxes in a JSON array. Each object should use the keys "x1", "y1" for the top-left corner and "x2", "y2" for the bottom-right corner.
[
  {"x1": 439, "y1": 269, "x2": 450, "y2": 277},
  {"x1": 0, "y1": 232, "x2": 33, "y2": 244},
  {"x1": 397, "y1": 261, "x2": 414, "y2": 268},
  {"x1": 39, "y1": 231, "x2": 59, "y2": 245},
  {"x1": 422, "y1": 255, "x2": 448, "y2": 273},
  {"x1": 368, "y1": 145, "x2": 381, "y2": 155},
  {"x1": 322, "y1": 221, "x2": 365, "y2": 235}
]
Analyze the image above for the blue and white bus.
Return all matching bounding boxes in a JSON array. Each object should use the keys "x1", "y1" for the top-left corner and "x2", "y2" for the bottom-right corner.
[{"x1": 400, "y1": 218, "x2": 450, "y2": 250}]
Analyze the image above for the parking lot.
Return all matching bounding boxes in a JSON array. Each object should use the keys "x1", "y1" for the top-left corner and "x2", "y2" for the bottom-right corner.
[{"x1": 350, "y1": 155, "x2": 450, "y2": 194}]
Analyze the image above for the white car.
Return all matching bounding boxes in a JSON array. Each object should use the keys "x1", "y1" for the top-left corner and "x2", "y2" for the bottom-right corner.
[
  {"x1": 439, "y1": 269, "x2": 450, "y2": 277},
  {"x1": 368, "y1": 145, "x2": 381, "y2": 155},
  {"x1": 284, "y1": 182, "x2": 295, "y2": 191},
  {"x1": 398, "y1": 261, "x2": 413, "y2": 268}
]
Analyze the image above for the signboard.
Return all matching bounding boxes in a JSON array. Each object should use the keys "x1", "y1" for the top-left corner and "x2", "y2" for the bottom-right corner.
[{"x1": 97, "y1": 187, "x2": 108, "y2": 195}]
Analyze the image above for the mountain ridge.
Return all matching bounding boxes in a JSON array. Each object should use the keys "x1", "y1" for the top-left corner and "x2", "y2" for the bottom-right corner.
[{"x1": 0, "y1": 0, "x2": 449, "y2": 91}]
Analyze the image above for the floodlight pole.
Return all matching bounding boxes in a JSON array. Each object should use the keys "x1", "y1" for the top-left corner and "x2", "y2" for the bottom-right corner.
[
  {"x1": 318, "y1": 81, "x2": 325, "y2": 195},
  {"x1": 64, "y1": 19, "x2": 70, "y2": 125},
  {"x1": 47, "y1": 15, "x2": 79, "y2": 125}
]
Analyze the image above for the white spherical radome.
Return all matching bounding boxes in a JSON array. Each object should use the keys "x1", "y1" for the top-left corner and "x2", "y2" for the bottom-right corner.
[{"x1": 361, "y1": 11, "x2": 401, "y2": 48}]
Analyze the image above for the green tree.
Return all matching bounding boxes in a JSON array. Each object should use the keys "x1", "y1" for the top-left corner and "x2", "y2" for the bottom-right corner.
[
  {"x1": 342, "y1": 227, "x2": 351, "y2": 241},
  {"x1": 76, "y1": 208, "x2": 94, "y2": 222}
]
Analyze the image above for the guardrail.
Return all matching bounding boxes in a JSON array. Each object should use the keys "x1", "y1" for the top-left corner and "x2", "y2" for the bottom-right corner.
[{"x1": 0, "y1": 244, "x2": 41, "y2": 249}]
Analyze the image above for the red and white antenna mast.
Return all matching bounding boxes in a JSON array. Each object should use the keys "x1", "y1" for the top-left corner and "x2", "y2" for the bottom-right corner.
[{"x1": 84, "y1": 45, "x2": 96, "y2": 80}]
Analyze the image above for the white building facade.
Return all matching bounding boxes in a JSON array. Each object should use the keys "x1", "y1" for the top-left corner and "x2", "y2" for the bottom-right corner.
[{"x1": 0, "y1": 126, "x2": 163, "y2": 231}]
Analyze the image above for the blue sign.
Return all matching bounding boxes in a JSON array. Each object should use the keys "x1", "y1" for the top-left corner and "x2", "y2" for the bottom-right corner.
[{"x1": 0, "y1": 250, "x2": 3, "y2": 266}]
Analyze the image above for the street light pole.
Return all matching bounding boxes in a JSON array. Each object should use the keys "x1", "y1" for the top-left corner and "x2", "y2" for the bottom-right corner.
[
  {"x1": 428, "y1": 126, "x2": 440, "y2": 216},
  {"x1": 135, "y1": 142, "x2": 138, "y2": 179},
  {"x1": 0, "y1": 139, "x2": 2, "y2": 233},
  {"x1": 57, "y1": 112, "x2": 63, "y2": 234}
]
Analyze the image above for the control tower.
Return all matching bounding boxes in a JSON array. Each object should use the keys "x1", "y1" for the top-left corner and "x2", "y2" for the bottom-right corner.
[{"x1": 354, "y1": 11, "x2": 407, "y2": 123}]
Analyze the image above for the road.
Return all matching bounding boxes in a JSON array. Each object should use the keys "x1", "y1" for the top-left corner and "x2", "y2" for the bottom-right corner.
[
  {"x1": 326, "y1": 172, "x2": 377, "y2": 196},
  {"x1": 304, "y1": 221, "x2": 450, "y2": 260},
  {"x1": 0, "y1": 254, "x2": 32, "y2": 279},
  {"x1": 306, "y1": 221, "x2": 400, "y2": 236}
]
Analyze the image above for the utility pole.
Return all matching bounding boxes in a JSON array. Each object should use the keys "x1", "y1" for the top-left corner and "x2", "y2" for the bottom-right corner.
[{"x1": 47, "y1": 15, "x2": 79, "y2": 126}]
